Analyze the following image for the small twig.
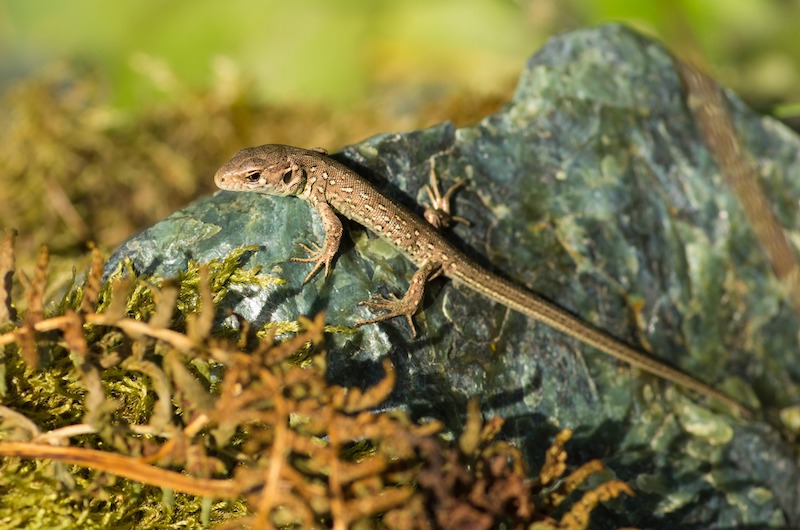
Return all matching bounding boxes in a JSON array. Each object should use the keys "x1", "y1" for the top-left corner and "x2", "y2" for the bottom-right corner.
[{"x1": 0, "y1": 442, "x2": 239, "y2": 499}]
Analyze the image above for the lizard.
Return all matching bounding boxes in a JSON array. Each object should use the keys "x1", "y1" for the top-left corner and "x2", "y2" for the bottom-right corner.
[{"x1": 213, "y1": 144, "x2": 749, "y2": 416}]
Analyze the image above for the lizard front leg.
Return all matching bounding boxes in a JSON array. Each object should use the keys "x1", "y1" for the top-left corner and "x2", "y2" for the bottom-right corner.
[
  {"x1": 292, "y1": 199, "x2": 343, "y2": 284},
  {"x1": 357, "y1": 261, "x2": 443, "y2": 338}
]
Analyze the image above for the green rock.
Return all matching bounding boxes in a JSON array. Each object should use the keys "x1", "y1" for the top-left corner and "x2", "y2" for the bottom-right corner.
[{"x1": 108, "y1": 24, "x2": 799, "y2": 528}]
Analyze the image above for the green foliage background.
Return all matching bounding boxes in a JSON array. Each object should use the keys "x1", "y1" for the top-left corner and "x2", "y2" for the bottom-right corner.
[{"x1": 3, "y1": 0, "x2": 799, "y2": 113}]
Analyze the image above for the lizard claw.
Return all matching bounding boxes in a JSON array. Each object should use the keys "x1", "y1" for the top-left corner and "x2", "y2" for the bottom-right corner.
[
  {"x1": 357, "y1": 294, "x2": 418, "y2": 338},
  {"x1": 292, "y1": 241, "x2": 334, "y2": 284},
  {"x1": 423, "y1": 164, "x2": 470, "y2": 230},
  {"x1": 355, "y1": 262, "x2": 440, "y2": 338}
]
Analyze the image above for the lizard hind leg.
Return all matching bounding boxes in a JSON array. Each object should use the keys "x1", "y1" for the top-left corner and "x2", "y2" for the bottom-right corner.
[
  {"x1": 356, "y1": 261, "x2": 442, "y2": 338},
  {"x1": 423, "y1": 162, "x2": 471, "y2": 229}
]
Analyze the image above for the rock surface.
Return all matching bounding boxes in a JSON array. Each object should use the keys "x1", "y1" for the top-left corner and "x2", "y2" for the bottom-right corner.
[{"x1": 107, "y1": 24, "x2": 799, "y2": 528}]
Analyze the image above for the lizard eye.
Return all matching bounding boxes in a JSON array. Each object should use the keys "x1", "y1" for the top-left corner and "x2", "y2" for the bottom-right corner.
[{"x1": 245, "y1": 170, "x2": 261, "y2": 182}]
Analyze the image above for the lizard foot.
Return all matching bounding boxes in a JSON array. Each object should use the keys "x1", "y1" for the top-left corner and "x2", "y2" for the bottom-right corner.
[
  {"x1": 357, "y1": 293, "x2": 418, "y2": 338},
  {"x1": 354, "y1": 261, "x2": 441, "y2": 338},
  {"x1": 292, "y1": 241, "x2": 335, "y2": 284},
  {"x1": 423, "y1": 163, "x2": 471, "y2": 229}
]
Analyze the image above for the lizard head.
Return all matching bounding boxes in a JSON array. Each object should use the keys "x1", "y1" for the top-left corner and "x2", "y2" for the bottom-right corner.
[{"x1": 214, "y1": 144, "x2": 307, "y2": 196}]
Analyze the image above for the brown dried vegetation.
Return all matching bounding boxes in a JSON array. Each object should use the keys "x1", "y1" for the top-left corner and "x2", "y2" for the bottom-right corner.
[{"x1": 0, "y1": 231, "x2": 633, "y2": 529}]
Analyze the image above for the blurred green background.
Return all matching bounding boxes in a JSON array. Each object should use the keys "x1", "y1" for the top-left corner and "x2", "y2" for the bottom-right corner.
[
  {"x1": 2, "y1": 0, "x2": 800, "y2": 265},
  {"x1": 3, "y1": 0, "x2": 800, "y2": 113}
]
